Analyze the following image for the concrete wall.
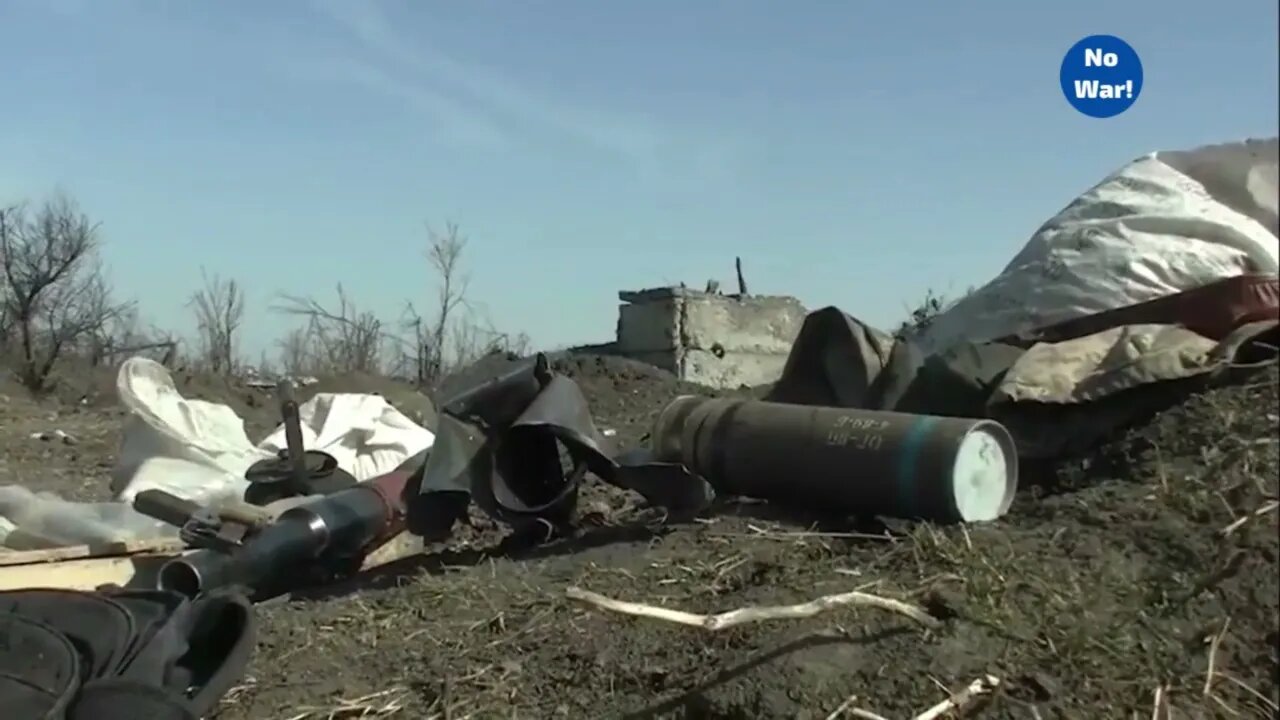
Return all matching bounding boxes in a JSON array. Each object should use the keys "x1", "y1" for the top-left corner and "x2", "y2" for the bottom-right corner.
[{"x1": 614, "y1": 287, "x2": 807, "y2": 388}]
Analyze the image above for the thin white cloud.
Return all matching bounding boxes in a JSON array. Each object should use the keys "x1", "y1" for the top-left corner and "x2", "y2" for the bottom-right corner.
[
  {"x1": 309, "y1": 0, "x2": 665, "y2": 162},
  {"x1": 309, "y1": 57, "x2": 510, "y2": 151},
  {"x1": 12, "y1": 0, "x2": 753, "y2": 185}
]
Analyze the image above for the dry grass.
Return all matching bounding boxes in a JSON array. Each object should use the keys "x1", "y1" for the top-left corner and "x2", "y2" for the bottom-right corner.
[
  {"x1": 206, "y1": 369, "x2": 1278, "y2": 719},
  {"x1": 4, "y1": 355, "x2": 1275, "y2": 718}
]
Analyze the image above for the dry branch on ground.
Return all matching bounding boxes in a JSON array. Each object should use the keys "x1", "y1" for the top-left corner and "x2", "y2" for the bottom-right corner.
[{"x1": 566, "y1": 584, "x2": 941, "y2": 630}]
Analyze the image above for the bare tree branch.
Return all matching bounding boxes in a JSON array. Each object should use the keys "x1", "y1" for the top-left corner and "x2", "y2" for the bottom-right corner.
[
  {"x1": 273, "y1": 284, "x2": 387, "y2": 375},
  {"x1": 424, "y1": 222, "x2": 469, "y2": 381},
  {"x1": 187, "y1": 268, "x2": 245, "y2": 375},
  {"x1": 87, "y1": 299, "x2": 176, "y2": 366},
  {"x1": 394, "y1": 222, "x2": 528, "y2": 386},
  {"x1": 0, "y1": 193, "x2": 130, "y2": 391},
  {"x1": 275, "y1": 326, "x2": 315, "y2": 377},
  {"x1": 274, "y1": 222, "x2": 527, "y2": 384}
]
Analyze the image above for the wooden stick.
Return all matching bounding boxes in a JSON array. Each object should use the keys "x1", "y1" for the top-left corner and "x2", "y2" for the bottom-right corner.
[
  {"x1": 1214, "y1": 672, "x2": 1279, "y2": 713},
  {"x1": 1219, "y1": 500, "x2": 1279, "y2": 537},
  {"x1": 0, "y1": 537, "x2": 186, "y2": 566},
  {"x1": 824, "y1": 693, "x2": 891, "y2": 720},
  {"x1": 1203, "y1": 619, "x2": 1230, "y2": 696},
  {"x1": 912, "y1": 675, "x2": 1000, "y2": 720},
  {"x1": 565, "y1": 585, "x2": 941, "y2": 630}
]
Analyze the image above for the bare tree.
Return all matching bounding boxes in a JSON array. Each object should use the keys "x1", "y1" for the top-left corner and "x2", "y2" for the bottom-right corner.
[
  {"x1": 274, "y1": 222, "x2": 526, "y2": 384},
  {"x1": 0, "y1": 263, "x2": 11, "y2": 345},
  {"x1": 276, "y1": 326, "x2": 317, "y2": 376},
  {"x1": 395, "y1": 222, "x2": 534, "y2": 385},
  {"x1": 397, "y1": 311, "x2": 430, "y2": 384},
  {"x1": 0, "y1": 194, "x2": 130, "y2": 391},
  {"x1": 254, "y1": 350, "x2": 277, "y2": 377},
  {"x1": 273, "y1": 285, "x2": 386, "y2": 374},
  {"x1": 397, "y1": 223, "x2": 468, "y2": 385},
  {"x1": 88, "y1": 306, "x2": 177, "y2": 367},
  {"x1": 187, "y1": 269, "x2": 245, "y2": 375},
  {"x1": 450, "y1": 311, "x2": 530, "y2": 365},
  {"x1": 424, "y1": 223, "x2": 468, "y2": 380}
]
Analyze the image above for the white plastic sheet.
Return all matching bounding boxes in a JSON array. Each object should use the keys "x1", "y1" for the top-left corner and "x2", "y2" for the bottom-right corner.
[
  {"x1": 0, "y1": 357, "x2": 435, "y2": 549},
  {"x1": 915, "y1": 137, "x2": 1280, "y2": 356}
]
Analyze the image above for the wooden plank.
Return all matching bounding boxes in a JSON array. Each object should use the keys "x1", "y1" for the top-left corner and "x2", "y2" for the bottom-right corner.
[
  {"x1": 362, "y1": 531, "x2": 423, "y2": 571},
  {"x1": 0, "y1": 551, "x2": 184, "y2": 591},
  {"x1": 0, "y1": 532, "x2": 421, "y2": 593},
  {"x1": 0, "y1": 538, "x2": 187, "y2": 567}
]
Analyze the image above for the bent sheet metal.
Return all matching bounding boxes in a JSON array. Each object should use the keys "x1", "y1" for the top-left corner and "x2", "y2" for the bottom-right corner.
[{"x1": 409, "y1": 353, "x2": 714, "y2": 540}]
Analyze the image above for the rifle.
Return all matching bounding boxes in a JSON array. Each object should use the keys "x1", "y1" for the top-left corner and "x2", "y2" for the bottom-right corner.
[{"x1": 132, "y1": 469, "x2": 413, "y2": 600}]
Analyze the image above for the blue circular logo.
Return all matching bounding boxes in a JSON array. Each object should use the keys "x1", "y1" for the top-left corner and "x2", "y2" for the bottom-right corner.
[{"x1": 1060, "y1": 35, "x2": 1143, "y2": 118}]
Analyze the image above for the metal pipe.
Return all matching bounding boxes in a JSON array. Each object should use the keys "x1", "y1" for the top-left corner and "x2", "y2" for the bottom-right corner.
[
  {"x1": 276, "y1": 379, "x2": 309, "y2": 489},
  {"x1": 156, "y1": 470, "x2": 411, "y2": 598},
  {"x1": 650, "y1": 396, "x2": 1018, "y2": 523}
]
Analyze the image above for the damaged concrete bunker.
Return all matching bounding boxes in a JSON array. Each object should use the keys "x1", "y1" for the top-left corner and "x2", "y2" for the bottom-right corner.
[{"x1": 613, "y1": 286, "x2": 807, "y2": 389}]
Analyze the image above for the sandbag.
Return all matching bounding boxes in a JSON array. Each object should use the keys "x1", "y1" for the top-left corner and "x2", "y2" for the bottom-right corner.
[
  {"x1": 0, "y1": 614, "x2": 81, "y2": 719},
  {"x1": 0, "y1": 587, "x2": 255, "y2": 720}
]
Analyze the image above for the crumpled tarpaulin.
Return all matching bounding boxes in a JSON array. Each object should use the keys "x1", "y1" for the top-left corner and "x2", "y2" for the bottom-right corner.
[
  {"x1": 0, "y1": 358, "x2": 436, "y2": 549},
  {"x1": 769, "y1": 137, "x2": 1279, "y2": 459},
  {"x1": 987, "y1": 319, "x2": 1276, "y2": 457},
  {"x1": 910, "y1": 137, "x2": 1278, "y2": 357},
  {"x1": 768, "y1": 275, "x2": 1278, "y2": 459}
]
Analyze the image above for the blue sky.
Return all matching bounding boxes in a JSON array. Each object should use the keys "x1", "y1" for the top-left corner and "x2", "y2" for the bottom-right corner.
[{"x1": 1, "y1": 0, "x2": 1276, "y2": 358}]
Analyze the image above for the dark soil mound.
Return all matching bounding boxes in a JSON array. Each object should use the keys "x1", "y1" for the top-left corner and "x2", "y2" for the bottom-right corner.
[
  {"x1": 213, "y1": 362, "x2": 1279, "y2": 719},
  {"x1": 552, "y1": 352, "x2": 758, "y2": 449}
]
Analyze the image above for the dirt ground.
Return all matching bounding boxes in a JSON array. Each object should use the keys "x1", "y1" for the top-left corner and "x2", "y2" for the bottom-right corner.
[{"x1": 2, "y1": 355, "x2": 1277, "y2": 719}]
